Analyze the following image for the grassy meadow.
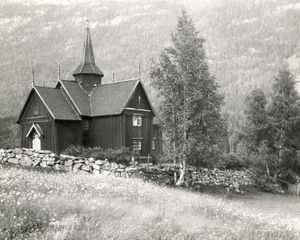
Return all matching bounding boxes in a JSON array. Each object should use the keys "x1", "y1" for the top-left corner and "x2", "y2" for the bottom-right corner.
[{"x1": 0, "y1": 165, "x2": 299, "y2": 240}]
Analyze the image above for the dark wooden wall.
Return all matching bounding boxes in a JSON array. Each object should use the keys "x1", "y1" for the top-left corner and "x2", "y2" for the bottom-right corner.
[
  {"x1": 127, "y1": 83, "x2": 152, "y2": 110},
  {"x1": 124, "y1": 110, "x2": 153, "y2": 156},
  {"x1": 74, "y1": 74, "x2": 102, "y2": 92},
  {"x1": 19, "y1": 91, "x2": 56, "y2": 152},
  {"x1": 55, "y1": 120, "x2": 83, "y2": 153},
  {"x1": 89, "y1": 115, "x2": 124, "y2": 149},
  {"x1": 20, "y1": 121, "x2": 56, "y2": 151}
]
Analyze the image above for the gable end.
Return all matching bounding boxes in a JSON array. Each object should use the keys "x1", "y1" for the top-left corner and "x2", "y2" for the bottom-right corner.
[{"x1": 124, "y1": 81, "x2": 155, "y2": 115}]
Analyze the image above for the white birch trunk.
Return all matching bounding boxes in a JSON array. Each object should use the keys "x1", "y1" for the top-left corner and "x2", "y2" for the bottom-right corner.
[{"x1": 176, "y1": 77, "x2": 187, "y2": 186}]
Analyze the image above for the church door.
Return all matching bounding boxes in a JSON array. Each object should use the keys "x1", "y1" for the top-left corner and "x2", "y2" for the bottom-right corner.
[{"x1": 32, "y1": 134, "x2": 41, "y2": 151}]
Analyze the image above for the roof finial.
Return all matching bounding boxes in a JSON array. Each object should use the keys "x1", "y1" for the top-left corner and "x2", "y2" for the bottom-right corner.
[
  {"x1": 86, "y1": 17, "x2": 89, "y2": 29},
  {"x1": 112, "y1": 72, "x2": 115, "y2": 82},
  {"x1": 138, "y1": 62, "x2": 141, "y2": 80},
  {"x1": 31, "y1": 67, "x2": 35, "y2": 87},
  {"x1": 57, "y1": 61, "x2": 61, "y2": 80}
]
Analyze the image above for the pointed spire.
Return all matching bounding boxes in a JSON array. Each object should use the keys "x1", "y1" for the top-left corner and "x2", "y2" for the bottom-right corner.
[
  {"x1": 73, "y1": 18, "x2": 103, "y2": 77},
  {"x1": 82, "y1": 18, "x2": 95, "y2": 65}
]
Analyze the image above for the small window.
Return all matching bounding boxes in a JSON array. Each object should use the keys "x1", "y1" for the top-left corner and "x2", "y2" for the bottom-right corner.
[
  {"x1": 152, "y1": 138, "x2": 156, "y2": 150},
  {"x1": 132, "y1": 139, "x2": 142, "y2": 151},
  {"x1": 83, "y1": 121, "x2": 89, "y2": 130},
  {"x1": 33, "y1": 107, "x2": 39, "y2": 116},
  {"x1": 133, "y1": 114, "x2": 142, "y2": 126}
]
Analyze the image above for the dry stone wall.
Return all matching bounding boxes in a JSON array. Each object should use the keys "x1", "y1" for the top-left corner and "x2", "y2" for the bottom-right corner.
[{"x1": 0, "y1": 148, "x2": 255, "y2": 192}]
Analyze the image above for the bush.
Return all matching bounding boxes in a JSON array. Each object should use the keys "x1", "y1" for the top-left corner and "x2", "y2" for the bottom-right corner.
[
  {"x1": 62, "y1": 145, "x2": 84, "y2": 157},
  {"x1": 254, "y1": 172, "x2": 284, "y2": 193},
  {"x1": 279, "y1": 169, "x2": 299, "y2": 184},
  {"x1": 62, "y1": 145, "x2": 134, "y2": 165},
  {"x1": 215, "y1": 153, "x2": 245, "y2": 170}
]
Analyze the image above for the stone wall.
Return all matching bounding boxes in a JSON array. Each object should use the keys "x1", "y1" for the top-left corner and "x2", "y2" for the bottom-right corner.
[{"x1": 0, "y1": 148, "x2": 255, "y2": 192}]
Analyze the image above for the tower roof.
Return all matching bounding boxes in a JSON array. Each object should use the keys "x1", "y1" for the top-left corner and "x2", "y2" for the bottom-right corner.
[{"x1": 73, "y1": 20, "x2": 104, "y2": 76}]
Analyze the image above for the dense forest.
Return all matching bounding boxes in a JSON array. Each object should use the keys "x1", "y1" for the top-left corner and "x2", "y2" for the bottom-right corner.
[{"x1": 0, "y1": 0, "x2": 300, "y2": 149}]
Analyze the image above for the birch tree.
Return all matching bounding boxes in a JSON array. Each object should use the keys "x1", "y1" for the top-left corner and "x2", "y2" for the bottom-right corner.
[{"x1": 150, "y1": 10, "x2": 225, "y2": 185}]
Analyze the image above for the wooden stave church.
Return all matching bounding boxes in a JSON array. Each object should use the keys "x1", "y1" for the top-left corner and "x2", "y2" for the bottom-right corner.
[{"x1": 17, "y1": 22, "x2": 162, "y2": 157}]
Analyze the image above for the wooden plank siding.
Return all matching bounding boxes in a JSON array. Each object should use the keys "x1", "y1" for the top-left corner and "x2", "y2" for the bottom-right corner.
[
  {"x1": 55, "y1": 120, "x2": 83, "y2": 153},
  {"x1": 124, "y1": 110, "x2": 153, "y2": 156},
  {"x1": 19, "y1": 91, "x2": 57, "y2": 152},
  {"x1": 126, "y1": 83, "x2": 152, "y2": 110},
  {"x1": 21, "y1": 120, "x2": 55, "y2": 150},
  {"x1": 89, "y1": 115, "x2": 124, "y2": 149},
  {"x1": 19, "y1": 91, "x2": 51, "y2": 120}
]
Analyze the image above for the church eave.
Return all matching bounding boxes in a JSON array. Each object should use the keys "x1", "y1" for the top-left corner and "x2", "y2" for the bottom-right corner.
[{"x1": 72, "y1": 63, "x2": 104, "y2": 76}]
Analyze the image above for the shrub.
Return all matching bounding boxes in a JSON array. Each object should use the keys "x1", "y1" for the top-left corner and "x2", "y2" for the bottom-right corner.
[
  {"x1": 279, "y1": 169, "x2": 299, "y2": 184},
  {"x1": 254, "y1": 172, "x2": 284, "y2": 193},
  {"x1": 216, "y1": 153, "x2": 245, "y2": 170},
  {"x1": 62, "y1": 145, "x2": 84, "y2": 157},
  {"x1": 62, "y1": 145, "x2": 133, "y2": 165}
]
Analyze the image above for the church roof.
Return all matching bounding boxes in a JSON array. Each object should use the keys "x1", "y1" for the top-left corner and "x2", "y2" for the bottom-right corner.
[
  {"x1": 34, "y1": 86, "x2": 81, "y2": 120},
  {"x1": 59, "y1": 80, "x2": 91, "y2": 116},
  {"x1": 73, "y1": 22, "x2": 104, "y2": 76},
  {"x1": 90, "y1": 79, "x2": 139, "y2": 116},
  {"x1": 56, "y1": 78, "x2": 155, "y2": 118},
  {"x1": 18, "y1": 77, "x2": 155, "y2": 123}
]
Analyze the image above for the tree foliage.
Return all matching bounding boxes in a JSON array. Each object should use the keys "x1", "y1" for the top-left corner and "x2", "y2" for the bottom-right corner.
[
  {"x1": 268, "y1": 68, "x2": 300, "y2": 156},
  {"x1": 244, "y1": 88, "x2": 268, "y2": 151},
  {"x1": 150, "y1": 10, "x2": 226, "y2": 170},
  {"x1": 242, "y1": 67, "x2": 300, "y2": 181},
  {"x1": 0, "y1": 117, "x2": 20, "y2": 149}
]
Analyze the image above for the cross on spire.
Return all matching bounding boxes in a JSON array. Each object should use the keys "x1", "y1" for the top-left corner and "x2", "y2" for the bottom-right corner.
[{"x1": 86, "y1": 17, "x2": 89, "y2": 29}]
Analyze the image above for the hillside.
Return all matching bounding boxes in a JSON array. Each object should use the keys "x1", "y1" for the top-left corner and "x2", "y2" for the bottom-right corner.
[
  {"x1": 0, "y1": 165, "x2": 299, "y2": 239},
  {"x1": 0, "y1": 0, "x2": 300, "y2": 117}
]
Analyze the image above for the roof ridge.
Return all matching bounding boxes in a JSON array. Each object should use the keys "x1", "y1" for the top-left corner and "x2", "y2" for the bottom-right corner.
[
  {"x1": 34, "y1": 86, "x2": 56, "y2": 89},
  {"x1": 100, "y1": 78, "x2": 139, "y2": 86},
  {"x1": 59, "y1": 86, "x2": 81, "y2": 119},
  {"x1": 60, "y1": 79, "x2": 89, "y2": 96},
  {"x1": 60, "y1": 79, "x2": 77, "y2": 82}
]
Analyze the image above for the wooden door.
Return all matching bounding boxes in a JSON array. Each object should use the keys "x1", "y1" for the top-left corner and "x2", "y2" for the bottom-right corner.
[{"x1": 32, "y1": 134, "x2": 41, "y2": 151}]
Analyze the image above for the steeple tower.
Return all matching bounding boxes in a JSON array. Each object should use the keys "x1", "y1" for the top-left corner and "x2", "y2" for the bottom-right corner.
[{"x1": 73, "y1": 19, "x2": 104, "y2": 91}]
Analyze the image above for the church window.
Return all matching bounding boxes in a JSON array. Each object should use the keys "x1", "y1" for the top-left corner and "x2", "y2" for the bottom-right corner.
[
  {"x1": 152, "y1": 138, "x2": 156, "y2": 150},
  {"x1": 132, "y1": 138, "x2": 142, "y2": 151},
  {"x1": 83, "y1": 121, "x2": 89, "y2": 130},
  {"x1": 33, "y1": 107, "x2": 39, "y2": 116},
  {"x1": 133, "y1": 114, "x2": 142, "y2": 126}
]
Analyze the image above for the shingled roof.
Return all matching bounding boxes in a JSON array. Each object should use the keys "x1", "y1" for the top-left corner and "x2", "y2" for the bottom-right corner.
[
  {"x1": 55, "y1": 78, "x2": 155, "y2": 118},
  {"x1": 34, "y1": 86, "x2": 80, "y2": 120},
  {"x1": 59, "y1": 80, "x2": 91, "y2": 116},
  {"x1": 19, "y1": 77, "x2": 154, "y2": 122},
  {"x1": 90, "y1": 79, "x2": 139, "y2": 116}
]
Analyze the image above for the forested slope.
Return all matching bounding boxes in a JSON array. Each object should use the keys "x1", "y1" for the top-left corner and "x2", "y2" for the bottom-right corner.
[{"x1": 0, "y1": 0, "x2": 299, "y2": 118}]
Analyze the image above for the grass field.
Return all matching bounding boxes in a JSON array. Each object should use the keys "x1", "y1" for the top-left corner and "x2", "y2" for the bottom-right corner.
[{"x1": 0, "y1": 165, "x2": 299, "y2": 240}]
